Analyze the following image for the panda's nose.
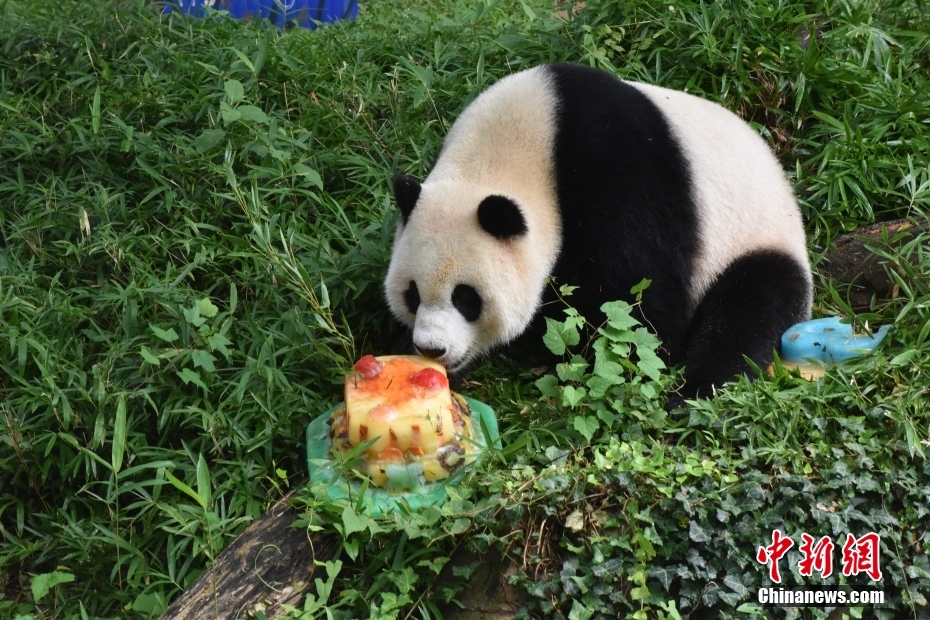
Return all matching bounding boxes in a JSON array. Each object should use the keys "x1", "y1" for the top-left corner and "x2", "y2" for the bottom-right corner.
[{"x1": 415, "y1": 345, "x2": 446, "y2": 360}]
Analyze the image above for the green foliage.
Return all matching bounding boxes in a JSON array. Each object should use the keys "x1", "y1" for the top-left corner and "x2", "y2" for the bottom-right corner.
[
  {"x1": 579, "y1": 0, "x2": 930, "y2": 240},
  {"x1": 537, "y1": 282, "x2": 672, "y2": 443},
  {"x1": 2, "y1": 0, "x2": 929, "y2": 618},
  {"x1": 29, "y1": 572, "x2": 75, "y2": 604}
]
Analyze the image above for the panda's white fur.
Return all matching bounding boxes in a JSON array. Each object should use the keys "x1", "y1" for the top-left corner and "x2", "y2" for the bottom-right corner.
[
  {"x1": 385, "y1": 64, "x2": 812, "y2": 396},
  {"x1": 385, "y1": 67, "x2": 562, "y2": 371}
]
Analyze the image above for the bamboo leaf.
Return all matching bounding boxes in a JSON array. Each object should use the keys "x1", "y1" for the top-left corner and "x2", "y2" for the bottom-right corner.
[
  {"x1": 196, "y1": 454, "x2": 211, "y2": 508},
  {"x1": 111, "y1": 395, "x2": 127, "y2": 474},
  {"x1": 164, "y1": 470, "x2": 207, "y2": 510},
  {"x1": 91, "y1": 86, "x2": 101, "y2": 134}
]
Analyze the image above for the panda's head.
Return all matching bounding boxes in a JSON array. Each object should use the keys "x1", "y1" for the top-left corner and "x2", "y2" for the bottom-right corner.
[{"x1": 384, "y1": 174, "x2": 558, "y2": 372}]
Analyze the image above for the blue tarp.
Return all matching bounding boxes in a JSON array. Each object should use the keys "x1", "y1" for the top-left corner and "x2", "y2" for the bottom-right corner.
[{"x1": 168, "y1": 0, "x2": 357, "y2": 29}]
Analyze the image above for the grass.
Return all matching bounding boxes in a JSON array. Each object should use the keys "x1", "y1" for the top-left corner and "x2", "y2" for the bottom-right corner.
[{"x1": 0, "y1": 0, "x2": 929, "y2": 618}]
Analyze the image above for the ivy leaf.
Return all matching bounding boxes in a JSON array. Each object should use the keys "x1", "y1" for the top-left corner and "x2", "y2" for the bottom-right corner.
[
  {"x1": 591, "y1": 401, "x2": 616, "y2": 427},
  {"x1": 723, "y1": 573, "x2": 750, "y2": 597},
  {"x1": 417, "y1": 557, "x2": 450, "y2": 575},
  {"x1": 224, "y1": 79, "x2": 245, "y2": 103},
  {"x1": 207, "y1": 333, "x2": 233, "y2": 358},
  {"x1": 632, "y1": 530, "x2": 657, "y2": 561},
  {"x1": 632, "y1": 326, "x2": 662, "y2": 349},
  {"x1": 689, "y1": 520, "x2": 710, "y2": 543},
  {"x1": 562, "y1": 385, "x2": 587, "y2": 409},
  {"x1": 586, "y1": 375, "x2": 616, "y2": 399},
  {"x1": 557, "y1": 355, "x2": 589, "y2": 382},
  {"x1": 449, "y1": 518, "x2": 471, "y2": 535},
  {"x1": 387, "y1": 567, "x2": 418, "y2": 596},
  {"x1": 183, "y1": 304, "x2": 205, "y2": 327},
  {"x1": 720, "y1": 494, "x2": 740, "y2": 516},
  {"x1": 374, "y1": 592, "x2": 411, "y2": 616},
  {"x1": 535, "y1": 375, "x2": 559, "y2": 398},
  {"x1": 195, "y1": 298, "x2": 219, "y2": 318},
  {"x1": 568, "y1": 599, "x2": 594, "y2": 620},
  {"x1": 220, "y1": 101, "x2": 240, "y2": 124},
  {"x1": 593, "y1": 355, "x2": 623, "y2": 380},
  {"x1": 341, "y1": 505, "x2": 369, "y2": 536},
  {"x1": 562, "y1": 307, "x2": 586, "y2": 330},
  {"x1": 601, "y1": 300, "x2": 640, "y2": 330},
  {"x1": 150, "y1": 324, "x2": 178, "y2": 343},
  {"x1": 610, "y1": 341, "x2": 631, "y2": 357},
  {"x1": 544, "y1": 446, "x2": 569, "y2": 463},
  {"x1": 238, "y1": 105, "x2": 269, "y2": 124},
  {"x1": 648, "y1": 565, "x2": 678, "y2": 592},
  {"x1": 640, "y1": 382, "x2": 658, "y2": 399},
  {"x1": 191, "y1": 350, "x2": 216, "y2": 373},
  {"x1": 737, "y1": 603, "x2": 765, "y2": 614},
  {"x1": 193, "y1": 128, "x2": 226, "y2": 154},
  {"x1": 630, "y1": 278, "x2": 652, "y2": 297},
  {"x1": 636, "y1": 347, "x2": 666, "y2": 381},
  {"x1": 132, "y1": 592, "x2": 167, "y2": 615},
  {"x1": 543, "y1": 317, "x2": 580, "y2": 355},
  {"x1": 177, "y1": 368, "x2": 208, "y2": 391},
  {"x1": 573, "y1": 415, "x2": 599, "y2": 442},
  {"x1": 30, "y1": 571, "x2": 75, "y2": 602}
]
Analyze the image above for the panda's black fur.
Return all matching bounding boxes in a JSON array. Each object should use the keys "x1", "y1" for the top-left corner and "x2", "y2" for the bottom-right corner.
[{"x1": 385, "y1": 63, "x2": 812, "y2": 404}]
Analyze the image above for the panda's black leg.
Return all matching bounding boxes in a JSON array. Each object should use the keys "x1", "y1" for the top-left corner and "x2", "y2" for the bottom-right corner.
[{"x1": 676, "y1": 249, "x2": 811, "y2": 402}]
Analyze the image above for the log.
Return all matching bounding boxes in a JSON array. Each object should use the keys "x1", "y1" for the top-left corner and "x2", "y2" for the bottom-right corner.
[
  {"x1": 820, "y1": 217, "x2": 929, "y2": 311},
  {"x1": 159, "y1": 488, "x2": 337, "y2": 620}
]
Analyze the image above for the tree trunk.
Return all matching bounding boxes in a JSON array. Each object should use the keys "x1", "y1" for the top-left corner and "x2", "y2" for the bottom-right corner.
[
  {"x1": 819, "y1": 217, "x2": 929, "y2": 311},
  {"x1": 159, "y1": 488, "x2": 337, "y2": 620}
]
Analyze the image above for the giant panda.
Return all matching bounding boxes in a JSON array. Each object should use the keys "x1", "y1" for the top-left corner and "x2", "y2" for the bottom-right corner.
[{"x1": 384, "y1": 63, "x2": 812, "y2": 403}]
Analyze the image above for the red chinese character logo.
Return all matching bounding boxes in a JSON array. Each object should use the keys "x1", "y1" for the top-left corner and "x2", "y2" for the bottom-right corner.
[
  {"x1": 841, "y1": 532, "x2": 882, "y2": 581},
  {"x1": 757, "y1": 529, "x2": 794, "y2": 583},
  {"x1": 797, "y1": 533, "x2": 835, "y2": 578}
]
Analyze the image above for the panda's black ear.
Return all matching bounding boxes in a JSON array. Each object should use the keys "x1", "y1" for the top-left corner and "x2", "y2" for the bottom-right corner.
[
  {"x1": 394, "y1": 175, "x2": 422, "y2": 224},
  {"x1": 477, "y1": 195, "x2": 528, "y2": 239}
]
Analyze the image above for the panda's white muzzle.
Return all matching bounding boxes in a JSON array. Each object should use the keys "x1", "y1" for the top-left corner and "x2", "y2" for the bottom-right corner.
[{"x1": 411, "y1": 306, "x2": 476, "y2": 372}]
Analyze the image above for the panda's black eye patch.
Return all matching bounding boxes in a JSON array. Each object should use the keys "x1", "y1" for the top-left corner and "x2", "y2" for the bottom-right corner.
[
  {"x1": 404, "y1": 281, "x2": 420, "y2": 315},
  {"x1": 477, "y1": 195, "x2": 528, "y2": 239},
  {"x1": 452, "y1": 284, "x2": 482, "y2": 322}
]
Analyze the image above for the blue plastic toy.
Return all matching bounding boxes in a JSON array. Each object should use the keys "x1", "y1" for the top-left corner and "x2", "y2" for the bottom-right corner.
[{"x1": 781, "y1": 317, "x2": 890, "y2": 369}]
